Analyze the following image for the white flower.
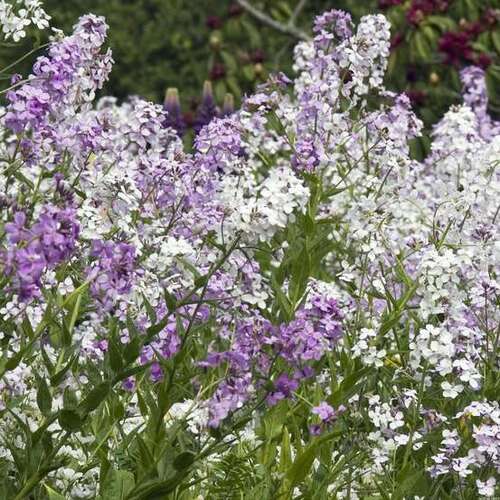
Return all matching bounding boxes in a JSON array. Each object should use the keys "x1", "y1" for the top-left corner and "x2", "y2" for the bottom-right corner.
[
  {"x1": 477, "y1": 477, "x2": 496, "y2": 497},
  {"x1": 0, "y1": 0, "x2": 50, "y2": 41},
  {"x1": 441, "y1": 381, "x2": 464, "y2": 399}
]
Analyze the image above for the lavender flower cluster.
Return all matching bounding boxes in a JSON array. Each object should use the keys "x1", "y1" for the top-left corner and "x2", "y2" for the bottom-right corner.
[{"x1": 0, "y1": 7, "x2": 498, "y2": 499}]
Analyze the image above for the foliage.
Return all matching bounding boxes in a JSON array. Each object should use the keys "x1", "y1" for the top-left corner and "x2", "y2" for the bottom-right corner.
[
  {"x1": 380, "y1": 0, "x2": 500, "y2": 154},
  {"x1": 0, "y1": 5, "x2": 499, "y2": 500},
  {"x1": 2, "y1": 0, "x2": 497, "y2": 137}
]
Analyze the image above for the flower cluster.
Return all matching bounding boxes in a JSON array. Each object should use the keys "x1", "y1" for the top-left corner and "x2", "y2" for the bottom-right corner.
[
  {"x1": 2, "y1": 206, "x2": 79, "y2": 300},
  {"x1": 0, "y1": 6, "x2": 499, "y2": 499},
  {"x1": 0, "y1": 0, "x2": 50, "y2": 41}
]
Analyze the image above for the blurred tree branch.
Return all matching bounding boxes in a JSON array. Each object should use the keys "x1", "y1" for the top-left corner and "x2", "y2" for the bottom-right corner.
[
  {"x1": 236, "y1": 0, "x2": 311, "y2": 41},
  {"x1": 291, "y1": 0, "x2": 308, "y2": 26}
]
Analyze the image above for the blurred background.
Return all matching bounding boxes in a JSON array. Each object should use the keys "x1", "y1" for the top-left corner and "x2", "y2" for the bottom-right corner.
[{"x1": 2, "y1": 0, "x2": 499, "y2": 154}]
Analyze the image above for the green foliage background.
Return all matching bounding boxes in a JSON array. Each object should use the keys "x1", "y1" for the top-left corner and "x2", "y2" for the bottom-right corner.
[
  {"x1": 1, "y1": 1, "x2": 371, "y2": 105},
  {"x1": 1, "y1": 0, "x2": 499, "y2": 130}
]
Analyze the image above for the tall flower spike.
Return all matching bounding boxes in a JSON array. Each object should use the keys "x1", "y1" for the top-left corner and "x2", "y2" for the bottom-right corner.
[
  {"x1": 220, "y1": 93, "x2": 235, "y2": 117},
  {"x1": 194, "y1": 80, "x2": 218, "y2": 133},
  {"x1": 163, "y1": 87, "x2": 185, "y2": 137}
]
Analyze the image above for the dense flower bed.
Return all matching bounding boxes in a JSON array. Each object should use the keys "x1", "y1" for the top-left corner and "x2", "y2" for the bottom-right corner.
[{"x1": 0, "y1": 4, "x2": 499, "y2": 499}]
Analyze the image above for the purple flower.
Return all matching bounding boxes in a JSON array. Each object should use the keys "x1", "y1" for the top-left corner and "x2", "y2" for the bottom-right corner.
[
  {"x1": 291, "y1": 135, "x2": 320, "y2": 173},
  {"x1": 86, "y1": 240, "x2": 137, "y2": 311},
  {"x1": 5, "y1": 15, "x2": 112, "y2": 162},
  {"x1": 3, "y1": 206, "x2": 79, "y2": 300},
  {"x1": 150, "y1": 362, "x2": 164, "y2": 383},
  {"x1": 313, "y1": 10, "x2": 353, "y2": 41},
  {"x1": 122, "y1": 377, "x2": 136, "y2": 392},
  {"x1": 195, "y1": 115, "x2": 244, "y2": 173},
  {"x1": 266, "y1": 373, "x2": 299, "y2": 406},
  {"x1": 194, "y1": 81, "x2": 218, "y2": 134},
  {"x1": 460, "y1": 66, "x2": 500, "y2": 140},
  {"x1": 4, "y1": 212, "x2": 28, "y2": 244},
  {"x1": 199, "y1": 294, "x2": 343, "y2": 425},
  {"x1": 163, "y1": 87, "x2": 185, "y2": 137},
  {"x1": 312, "y1": 401, "x2": 336, "y2": 422},
  {"x1": 309, "y1": 424, "x2": 322, "y2": 436},
  {"x1": 207, "y1": 374, "x2": 253, "y2": 427}
]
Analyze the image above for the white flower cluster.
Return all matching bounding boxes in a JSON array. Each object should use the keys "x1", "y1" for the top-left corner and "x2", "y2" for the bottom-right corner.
[
  {"x1": 216, "y1": 165, "x2": 309, "y2": 242},
  {"x1": 0, "y1": 0, "x2": 50, "y2": 41},
  {"x1": 366, "y1": 394, "x2": 423, "y2": 470}
]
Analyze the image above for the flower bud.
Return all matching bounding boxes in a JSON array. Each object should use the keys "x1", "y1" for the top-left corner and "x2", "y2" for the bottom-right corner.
[
  {"x1": 254, "y1": 63, "x2": 264, "y2": 78},
  {"x1": 163, "y1": 87, "x2": 185, "y2": 137},
  {"x1": 221, "y1": 93, "x2": 235, "y2": 117},
  {"x1": 429, "y1": 72, "x2": 440, "y2": 85},
  {"x1": 209, "y1": 33, "x2": 222, "y2": 51},
  {"x1": 194, "y1": 81, "x2": 218, "y2": 133},
  {"x1": 228, "y1": 2, "x2": 244, "y2": 17},
  {"x1": 206, "y1": 15, "x2": 223, "y2": 30},
  {"x1": 209, "y1": 63, "x2": 226, "y2": 81}
]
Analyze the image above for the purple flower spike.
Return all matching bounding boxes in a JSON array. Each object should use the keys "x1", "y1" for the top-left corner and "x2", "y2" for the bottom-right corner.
[
  {"x1": 194, "y1": 81, "x2": 218, "y2": 134},
  {"x1": 163, "y1": 87, "x2": 185, "y2": 137}
]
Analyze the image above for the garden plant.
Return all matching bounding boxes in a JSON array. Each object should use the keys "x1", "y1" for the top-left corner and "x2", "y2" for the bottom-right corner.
[{"x1": 0, "y1": 1, "x2": 499, "y2": 499}]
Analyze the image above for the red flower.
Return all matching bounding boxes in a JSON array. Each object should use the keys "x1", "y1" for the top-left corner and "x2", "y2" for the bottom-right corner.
[
  {"x1": 228, "y1": 3, "x2": 244, "y2": 17},
  {"x1": 250, "y1": 49, "x2": 265, "y2": 63},
  {"x1": 406, "y1": 89, "x2": 427, "y2": 107},
  {"x1": 378, "y1": 0, "x2": 403, "y2": 9},
  {"x1": 406, "y1": 0, "x2": 450, "y2": 25},
  {"x1": 209, "y1": 62, "x2": 226, "y2": 80},
  {"x1": 476, "y1": 53, "x2": 492, "y2": 69},
  {"x1": 206, "y1": 15, "x2": 223, "y2": 30},
  {"x1": 438, "y1": 31, "x2": 473, "y2": 65},
  {"x1": 482, "y1": 8, "x2": 499, "y2": 28},
  {"x1": 390, "y1": 32, "x2": 404, "y2": 50}
]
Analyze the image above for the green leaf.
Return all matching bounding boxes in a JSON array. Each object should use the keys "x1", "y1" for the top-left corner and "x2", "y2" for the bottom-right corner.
[
  {"x1": 127, "y1": 475, "x2": 189, "y2": 500},
  {"x1": 44, "y1": 484, "x2": 66, "y2": 500},
  {"x1": 220, "y1": 51, "x2": 238, "y2": 73},
  {"x1": 126, "y1": 313, "x2": 140, "y2": 337},
  {"x1": 62, "y1": 282, "x2": 89, "y2": 312},
  {"x1": 142, "y1": 294, "x2": 157, "y2": 323},
  {"x1": 279, "y1": 427, "x2": 292, "y2": 473},
  {"x1": 214, "y1": 80, "x2": 227, "y2": 104},
  {"x1": 412, "y1": 31, "x2": 432, "y2": 61},
  {"x1": 289, "y1": 245, "x2": 310, "y2": 306},
  {"x1": 146, "y1": 316, "x2": 169, "y2": 339},
  {"x1": 194, "y1": 274, "x2": 208, "y2": 289},
  {"x1": 272, "y1": 276, "x2": 293, "y2": 321},
  {"x1": 285, "y1": 430, "x2": 340, "y2": 489},
  {"x1": 163, "y1": 290, "x2": 177, "y2": 312},
  {"x1": 50, "y1": 354, "x2": 77, "y2": 387},
  {"x1": 241, "y1": 19, "x2": 261, "y2": 48},
  {"x1": 101, "y1": 469, "x2": 135, "y2": 500},
  {"x1": 108, "y1": 339, "x2": 124, "y2": 372},
  {"x1": 123, "y1": 336, "x2": 142, "y2": 364},
  {"x1": 393, "y1": 466, "x2": 427, "y2": 499},
  {"x1": 63, "y1": 386, "x2": 79, "y2": 409},
  {"x1": 242, "y1": 65, "x2": 255, "y2": 81},
  {"x1": 424, "y1": 16, "x2": 456, "y2": 32},
  {"x1": 492, "y1": 31, "x2": 500, "y2": 55},
  {"x1": 36, "y1": 375, "x2": 52, "y2": 416},
  {"x1": 66, "y1": 292, "x2": 82, "y2": 335},
  {"x1": 80, "y1": 382, "x2": 111, "y2": 414},
  {"x1": 58, "y1": 409, "x2": 83, "y2": 432},
  {"x1": 21, "y1": 315, "x2": 34, "y2": 340},
  {"x1": 173, "y1": 451, "x2": 195, "y2": 471}
]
